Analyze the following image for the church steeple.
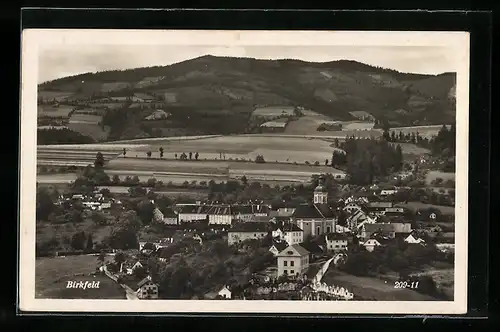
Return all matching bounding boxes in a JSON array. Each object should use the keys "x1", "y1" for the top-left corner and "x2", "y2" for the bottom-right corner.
[{"x1": 313, "y1": 175, "x2": 328, "y2": 204}]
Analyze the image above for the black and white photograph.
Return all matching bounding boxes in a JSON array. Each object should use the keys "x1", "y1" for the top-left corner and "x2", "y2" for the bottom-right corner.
[{"x1": 19, "y1": 29, "x2": 469, "y2": 314}]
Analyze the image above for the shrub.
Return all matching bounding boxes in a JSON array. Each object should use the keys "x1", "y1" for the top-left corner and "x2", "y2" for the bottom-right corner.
[
  {"x1": 255, "y1": 155, "x2": 266, "y2": 163},
  {"x1": 314, "y1": 161, "x2": 320, "y2": 166}
]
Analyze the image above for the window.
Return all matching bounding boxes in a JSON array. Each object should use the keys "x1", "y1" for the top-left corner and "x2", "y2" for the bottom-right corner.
[
  {"x1": 290, "y1": 261, "x2": 294, "y2": 267},
  {"x1": 284, "y1": 270, "x2": 288, "y2": 275},
  {"x1": 327, "y1": 226, "x2": 331, "y2": 233},
  {"x1": 284, "y1": 261, "x2": 288, "y2": 266},
  {"x1": 290, "y1": 270, "x2": 295, "y2": 275}
]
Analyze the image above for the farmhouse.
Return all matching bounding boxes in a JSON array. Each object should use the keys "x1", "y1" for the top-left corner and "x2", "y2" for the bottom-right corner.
[
  {"x1": 276, "y1": 244, "x2": 310, "y2": 277},
  {"x1": 260, "y1": 120, "x2": 288, "y2": 133},
  {"x1": 227, "y1": 222, "x2": 270, "y2": 245},
  {"x1": 218, "y1": 286, "x2": 232, "y2": 299},
  {"x1": 362, "y1": 238, "x2": 383, "y2": 252},
  {"x1": 208, "y1": 205, "x2": 235, "y2": 225}
]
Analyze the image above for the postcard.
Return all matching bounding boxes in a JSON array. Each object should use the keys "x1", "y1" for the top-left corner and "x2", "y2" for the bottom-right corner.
[{"x1": 19, "y1": 29, "x2": 469, "y2": 314}]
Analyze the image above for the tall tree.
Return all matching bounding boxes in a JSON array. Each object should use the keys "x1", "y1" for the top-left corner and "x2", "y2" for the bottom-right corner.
[
  {"x1": 94, "y1": 152, "x2": 105, "y2": 169},
  {"x1": 159, "y1": 147, "x2": 164, "y2": 159}
]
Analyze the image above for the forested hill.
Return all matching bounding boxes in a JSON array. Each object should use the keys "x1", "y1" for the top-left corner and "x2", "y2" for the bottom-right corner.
[{"x1": 39, "y1": 55, "x2": 456, "y2": 126}]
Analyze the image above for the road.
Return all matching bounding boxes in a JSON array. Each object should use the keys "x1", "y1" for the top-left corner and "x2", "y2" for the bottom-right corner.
[{"x1": 103, "y1": 264, "x2": 138, "y2": 300}]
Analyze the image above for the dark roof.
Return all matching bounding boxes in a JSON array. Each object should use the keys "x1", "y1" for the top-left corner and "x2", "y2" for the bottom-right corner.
[
  {"x1": 250, "y1": 215, "x2": 272, "y2": 222},
  {"x1": 325, "y1": 233, "x2": 349, "y2": 241},
  {"x1": 363, "y1": 223, "x2": 396, "y2": 234},
  {"x1": 229, "y1": 222, "x2": 269, "y2": 233},
  {"x1": 367, "y1": 202, "x2": 393, "y2": 209},
  {"x1": 299, "y1": 241, "x2": 324, "y2": 254},
  {"x1": 292, "y1": 203, "x2": 335, "y2": 219},
  {"x1": 232, "y1": 205, "x2": 254, "y2": 214},
  {"x1": 178, "y1": 205, "x2": 214, "y2": 214},
  {"x1": 275, "y1": 223, "x2": 303, "y2": 232},
  {"x1": 160, "y1": 207, "x2": 177, "y2": 217},
  {"x1": 210, "y1": 205, "x2": 232, "y2": 215},
  {"x1": 271, "y1": 241, "x2": 288, "y2": 252}
]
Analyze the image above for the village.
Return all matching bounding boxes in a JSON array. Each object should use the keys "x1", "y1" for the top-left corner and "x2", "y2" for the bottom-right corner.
[{"x1": 41, "y1": 167, "x2": 455, "y2": 301}]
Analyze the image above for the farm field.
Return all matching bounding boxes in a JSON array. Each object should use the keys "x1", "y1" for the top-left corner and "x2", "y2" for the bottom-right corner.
[
  {"x1": 35, "y1": 255, "x2": 124, "y2": 299},
  {"x1": 37, "y1": 173, "x2": 78, "y2": 184},
  {"x1": 96, "y1": 186, "x2": 210, "y2": 198},
  {"x1": 38, "y1": 91, "x2": 74, "y2": 101},
  {"x1": 397, "y1": 201, "x2": 455, "y2": 215},
  {"x1": 322, "y1": 269, "x2": 437, "y2": 301},
  {"x1": 390, "y1": 125, "x2": 450, "y2": 138},
  {"x1": 252, "y1": 106, "x2": 295, "y2": 118},
  {"x1": 284, "y1": 110, "x2": 337, "y2": 135},
  {"x1": 411, "y1": 267, "x2": 454, "y2": 300},
  {"x1": 110, "y1": 135, "x2": 345, "y2": 164},
  {"x1": 341, "y1": 121, "x2": 376, "y2": 131},
  {"x1": 425, "y1": 171, "x2": 455, "y2": 185},
  {"x1": 392, "y1": 143, "x2": 430, "y2": 155},
  {"x1": 38, "y1": 105, "x2": 74, "y2": 118},
  {"x1": 67, "y1": 123, "x2": 110, "y2": 141}
]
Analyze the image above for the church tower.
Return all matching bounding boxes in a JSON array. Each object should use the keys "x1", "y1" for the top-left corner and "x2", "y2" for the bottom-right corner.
[{"x1": 313, "y1": 175, "x2": 328, "y2": 204}]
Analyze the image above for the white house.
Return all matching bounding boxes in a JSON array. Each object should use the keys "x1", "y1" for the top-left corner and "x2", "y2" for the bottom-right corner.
[
  {"x1": 269, "y1": 241, "x2": 289, "y2": 256},
  {"x1": 272, "y1": 223, "x2": 304, "y2": 245},
  {"x1": 363, "y1": 239, "x2": 382, "y2": 252},
  {"x1": 208, "y1": 206, "x2": 234, "y2": 225},
  {"x1": 276, "y1": 244, "x2": 310, "y2": 277},
  {"x1": 218, "y1": 286, "x2": 232, "y2": 299},
  {"x1": 177, "y1": 205, "x2": 211, "y2": 223},
  {"x1": 404, "y1": 234, "x2": 426, "y2": 245},
  {"x1": 325, "y1": 233, "x2": 349, "y2": 252},
  {"x1": 227, "y1": 222, "x2": 269, "y2": 245}
]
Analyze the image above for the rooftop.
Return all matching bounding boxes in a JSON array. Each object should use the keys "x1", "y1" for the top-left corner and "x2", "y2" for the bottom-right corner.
[{"x1": 229, "y1": 222, "x2": 270, "y2": 233}]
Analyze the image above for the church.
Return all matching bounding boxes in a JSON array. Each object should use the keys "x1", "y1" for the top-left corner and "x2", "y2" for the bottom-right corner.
[{"x1": 292, "y1": 176, "x2": 338, "y2": 240}]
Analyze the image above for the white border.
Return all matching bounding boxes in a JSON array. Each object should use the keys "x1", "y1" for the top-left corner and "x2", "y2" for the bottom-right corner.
[{"x1": 19, "y1": 29, "x2": 470, "y2": 314}]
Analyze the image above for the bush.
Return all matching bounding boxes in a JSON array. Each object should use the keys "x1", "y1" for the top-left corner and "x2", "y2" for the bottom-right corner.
[{"x1": 314, "y1": 161, "x2": 320, "y2": 166}]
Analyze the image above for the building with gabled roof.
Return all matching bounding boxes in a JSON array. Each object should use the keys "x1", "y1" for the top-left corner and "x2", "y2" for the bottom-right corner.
[
  {"x1": 227, "y1": 222, "x2": 270, "y2": 245},
  {"x1": 269, "y1": 241, "x2": 289, "y2": 256},
  {"x1": 271, "y1": 223, "x2": 304, "y2": 245},
  {"x1": 276, "y1": 244, "x2": 310, "y2": 277},
  {"x1": 325, "y1": 232, "x2": 349, "y2": 252}
]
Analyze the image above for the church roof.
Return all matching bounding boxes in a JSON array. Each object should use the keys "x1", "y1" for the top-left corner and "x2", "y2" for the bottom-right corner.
[
  {"x1": 292, "y1": 203, "x2": 336, "y2": 219},
  {"x1": 314, "y1": 185, "x2": 328, "y2": 193}
]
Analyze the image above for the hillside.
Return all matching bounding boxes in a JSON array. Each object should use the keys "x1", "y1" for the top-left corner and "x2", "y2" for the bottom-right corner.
[{"x1": 38, "y1": 55, "x2": 456, "y2": 142}]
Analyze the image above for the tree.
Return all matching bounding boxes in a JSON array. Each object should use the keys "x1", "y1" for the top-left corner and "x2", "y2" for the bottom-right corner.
[
  {"x1": 91, "y1": 211, "x2": 106, "y2": 226},
  {"x1": 146, "y1": 151, "x2": 152, "y2": 159},
  {"x1": 36, "y1": 188, "x2": 55, "y2": 221},
  {"x1": 195, "y1": 152, "x2": 199, "y2": 160},
  {"x1": 159, "y1": 147, "x2": 164, "y2": 159},
  {"x1": 240, "y1": 175, "x2": 248, "y2": 186},
  {"x1": 94, "y1": 152, "x2": 105, "y2": 169},
  {"x1": 71, "y1": 231, "x2": 87, "y2": 250},
  {"x1": 86, "y1": 233, "x2": 94, "y2": 251},
  {"x1": 112, "y1": 174, "x2": 121, "y2": 185},
  {"x1": 122, "y1": 148, "x2": 127, "y2": 158},
  {"x1": 180, "y1": 153, "x2": 187, "y2": 160},
  {"x1": 255, "y1": 155, "x2": 265, "y2": 163},
  {"x1": 325, "y1": 159, "x2": 329, "y2": 166},
  {"x1": 189, "y1": 152, "x2": 193, "y2": 160},
  {"x1": 114, "y1": 251, "x2": 126, "y2": 266},
  {"x1": 174, "y1": 153, "x2": 178, "y2": 160}
]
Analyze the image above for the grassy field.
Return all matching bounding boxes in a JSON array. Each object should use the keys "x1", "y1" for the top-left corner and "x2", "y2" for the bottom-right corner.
[
  {"x1": 38, "y1": 106, "x2": 74, "y2": 118},
  {"x1": 341, "y1": 121, "x2": 376, "y2": 131},
  {"x1": 411, "y1": 267, "x2": 454, "y2": 300},
  {"x1": 322, "y1": 269, "x2": 437, "y2": 301},
  {"x1": 112, "y1": 135, "x2": 345, "y2": 164},
  {"x1": 426, "y1": 171, "x2": 456, "y2": 185},
  {"x1": 397, "y1": 201, "x2": 455, "y2": 215},
  {"x1": 252, "y1": 106, "x2": 295, "y2": 118},
  {"x1": 35, "y1": 255, "x2": 125, "y2": 299},
  {"x1": 392, "y1": 143, "x2": 430, "y2": 155},
  {"x1": 391, "y1": 125, "x2": 450, "y2": 138}
]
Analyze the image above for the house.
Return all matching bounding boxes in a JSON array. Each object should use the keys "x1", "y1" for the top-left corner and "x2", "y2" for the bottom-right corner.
[
  {"x1": 366, "y1": 201, "x2": 393, "y2": 214},
  {"x1": 121, "y1": 260, "x2": 144, "y2": 275},
  {"x1": 135, "y1": 276, "x2": 159, "y2": 299},
  {"x1": 177, "y1": 204, "x2": 212, "y2": 222},
  {"x1": 360, "y1": 222, "x2": 412, "y2": 240},
  {"x1": 343, "y1": 202, "x2": 363, "y2": 214},
  {"x1": 151, "y1": 207, "x2": 164, "y2": 224},
  {"x1": 134, "y1": 93, "x2": 155, "y2": 103},
  {"x1": 276, "y1": 244, "x2": 310, "y2": 277},
  {"x1": 298, "y1": 241, "x2": 325, "y2": 260},
  {"x1": 346, "y1": 209, "x2": 371, "y2": 230},
  {"x1": 161, "y1": 207, "x2": 178, "y2": 225},
  {"x1": 404, "y1": 233, "x2": 426, "y2": 244},
  {"x1": 271, "y1": 223, "x2": 304, "y2": 245},
  {"x1": 325, "y1": 233, "x2": 349, "y2": 252},
  {"x1": 251, "y1": 204, "x2": 270, "y2": 217},
  {"x1": 208, "y1": 205, "x2": 234, "y2": 225},
  {"x1": 144, "y1": 109, "x2": 171, "y2": 121},
  {"x1": 269, "y1": 241, "x2": 289, "y2": 256},
  {"x1": 218, "y1": 286, "x2": 232, "y2": 299},
  {"x1": 232, "y1": 205, "x2": 255, "y2": 222},
  {"x1": 227, "y1": 222, "x2": 269, "y2": 245},
  {"x1": 380, "y1": 189, "x2": 398, "y2": 196},
  {"x1": 270, "y1": 207, "x2": 297, "y2": 217},
  {"x1": 362, "y1": 238, "x2": 382, "y2": 252}
]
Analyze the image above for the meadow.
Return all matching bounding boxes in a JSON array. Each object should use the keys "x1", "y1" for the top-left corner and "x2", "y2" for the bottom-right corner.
[
  {"x1": 35, "y1": 255, "x2": 125, "y2": 299},
  {"x1": 390, "y1": 125, "x2": 450, "y2": 138},
  {"x1": 251, "y1": 106, "x2": 296, "y2": 118},
  {"x1": 397, "y1": 201, "x2": 455, "y2": 215},
  {"x1": 38, "y1": 106, "x2": 74, "y2": 118},
  {"x1": 425, "y1": 170, "x2": 456, "y2": 185}
]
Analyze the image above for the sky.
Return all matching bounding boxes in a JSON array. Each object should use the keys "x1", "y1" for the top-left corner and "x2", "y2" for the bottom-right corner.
[{"x1": 38, "y1": 45, "x2": 457, "y2": 84}]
